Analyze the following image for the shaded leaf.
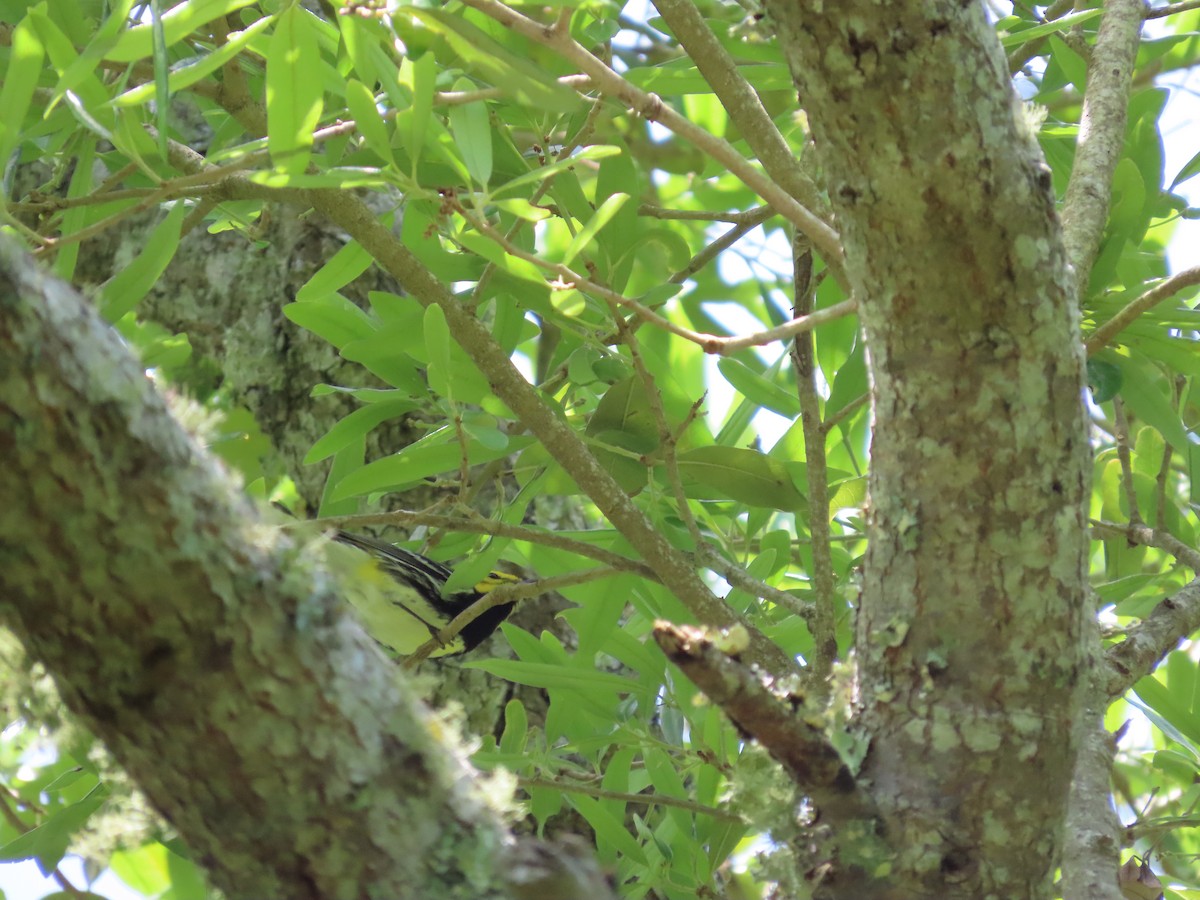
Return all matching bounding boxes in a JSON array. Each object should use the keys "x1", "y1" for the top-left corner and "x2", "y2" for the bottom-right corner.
[{"x1": 678, "y1": 446, "x2": 808, "y2": 512}]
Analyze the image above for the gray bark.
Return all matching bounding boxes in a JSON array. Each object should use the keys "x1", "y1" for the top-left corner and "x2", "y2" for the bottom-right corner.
[
  {"x1": 0, "y1": 235, "x2": 514, "y2": 900},
  {"x1": 762, "y1": 3, "x2": 1091, "y2": 896}
]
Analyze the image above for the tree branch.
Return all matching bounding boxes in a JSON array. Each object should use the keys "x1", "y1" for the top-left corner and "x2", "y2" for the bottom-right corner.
[
  {"x1": 649, "y1": 0, "x2": 829, "y2": 218},
  {"x1": 1105, "y1": 575, "x2": 1200, "y2": 697},
  {"x1": 789, "y1": 235, "x2": 837, "y2": 694},
  {"x1": 1060, "y1": 645, "x2": 1125, "y2": 900},
  {"x1": 1144, "y1": 0, "x2": 1200, "y2": 19},
  {"x1": 1060, "y1": 0, "x2": 1145, "y2": 300},
  {"x1": 1091, "y1": 519, "x2": 1200, "y2": 697},
  {"x1": 652, "y1": 621, "x2": 869, "y2": 820},
  {"x1": 0, "y1": 236, "x2": 515, "y2": 900},
  {"x1": 1085, "y1": 265, "x2": 1200, "y2": 354}
]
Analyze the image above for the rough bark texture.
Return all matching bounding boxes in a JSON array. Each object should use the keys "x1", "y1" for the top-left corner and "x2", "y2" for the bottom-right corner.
[
  {"x1": 0, "y1": 236, "x2": 513, "y2": 900},
  {"x1": 68, "y1": 192, "x2": 415, "y2": 509},
  {"x1": 762, "y1": 3, "x2": 1091, "y2": 897}
]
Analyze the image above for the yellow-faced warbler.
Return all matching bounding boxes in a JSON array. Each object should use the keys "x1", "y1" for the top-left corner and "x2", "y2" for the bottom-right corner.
[{"x1": 333, "y1": 530, "x2": 521, "y2": 658}]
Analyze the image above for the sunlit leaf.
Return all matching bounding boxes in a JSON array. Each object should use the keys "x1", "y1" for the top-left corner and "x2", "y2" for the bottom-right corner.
[{"x1": 267, "y1": 5, "x2": 323, "y2": 175}]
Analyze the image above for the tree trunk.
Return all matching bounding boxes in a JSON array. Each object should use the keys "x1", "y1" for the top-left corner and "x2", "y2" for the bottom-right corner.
[{"x1": 763, "y1": 3, "x2": 1091, "y2": 895}]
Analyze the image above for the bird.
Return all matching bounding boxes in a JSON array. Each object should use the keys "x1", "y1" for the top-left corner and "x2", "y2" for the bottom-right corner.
[{"x1": 332, "y1": 530, "x2": 521, "y2": 658}]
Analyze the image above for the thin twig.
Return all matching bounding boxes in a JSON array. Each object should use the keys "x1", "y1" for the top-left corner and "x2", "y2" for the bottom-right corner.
[
  {"x1": 821, "y1": 392, "x2": 869, "y2": 436},
  {"x1": 456, "y1": 202, "x2": 857, "y2": 353},
  {"x1": 1155, "y1": 438, "x2": 1173, "y2": 531},
  {"x1": 437, "y1": 74, "x2": 594, "y2": 105},
  {"x1": 638, "y1": 204, "x2": 770, "y2": 224},
  {"x1": 518, "y1": 776, "x2": 744, "y2": 821},
  {"x1": 697, "y1": 546, "x2": 814, "y2": 623},
  {"x1": 1090, "y1": 519, "x2": 1200, "y2": 570},
  {"x1": 1112, "y1": 396, "x2": 1143, "y2": 526},
  {"x1": 1145, "y1": 0, "x2": 1200, "y2": 18},
  {"x1": 707, "y1": 300, "x2": 858, "y2": 354},
  {"x1": 619, "y1": 310, "x2": 705, "y2": 546},
  {"x1": 0, "y1": 789, "x2": 89, "y2": 898},
  {"x1": 789, "y1": 234, "x2": 836, "y2": 692},
  {"x1": 1085, "y1": 265, "x2": 1200, "y2": 354},
  {"x1": 668, "y1": 205, "x2": 776, "y2": 284}
]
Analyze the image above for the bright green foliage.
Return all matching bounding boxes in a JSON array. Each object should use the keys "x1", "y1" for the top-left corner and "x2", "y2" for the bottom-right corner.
[{"x1": 0, "y1": 1, "x2": 1199, "y2": 898}]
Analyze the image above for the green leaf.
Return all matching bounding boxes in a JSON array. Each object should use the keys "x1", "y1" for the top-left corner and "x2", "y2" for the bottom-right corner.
[
  {"x1": 283, "y1": 295, "x2": 376, "y2": 349},
  {"x1": 826, "y1": 341, "x2": 867, "y2": 420},
  {"x1": 997, "y1": 8, "x2": 1103, "y2": 48},
  {"x1": 1191, "y1": 443, "x2": 1200, "y2": 505},
  {"x1": 1086, "y1": 358, "x2": 1122, "y2": 403},
  {"x1": 1118, "y1": 355, "x2": 1190, "y2": 449},
  {"x1": 677, "y1": 445, "x2": 808, "y2": 512},
  {"x1": 461, "y1": 410, "x2": 509, "y2": 452},
  {"x1": 0, "y1": 788, "x2": 107, "y2": 870},
  {"x1": 467, "y1": 659, "x2": 646, "y2": 696},
  {"x1": 1048, "y1": 35, "x2": 1086, "y2": 93},
  {"x1": 104, "y1": 0, "x2": 257, "y2": 61},
  {"x1": 491, "y1": 198, "x2": 553, "y2": 221},
  {"x1": 330, "y1": 432, "x2": 533, "y2": 500},
  {"x1": 0, "y1": 12, "x2": 44, "y2": 167},
  {"x1": 267, "y1": 5, "x2": 323, "y2": 175},
  {"x1": 1133, "y1": 673, "x2": 1200, "y2": 753},
  {"x1": 828, "y1": 475, "x2": 867, "y2": 514},
  {"x1": 31, "y1": 7, "x2": 115, "y2": 135},
  {"x1": 98, "y1": 203, "x2": 187, "y2": 321},
  {"x1": 586, "y1": 376, "x2": 660, "y2": 452},
  {"x1": 1108, "y1": 158, "x2": 1147, "y2": 244},
  {"x1": 566, "y1": 794, "x2": 648, "y2": 865},
  {"x1": 305, "y1": 399, "x2": 417, "y2": 464},
  {"x1": 111, "y1": 843, "x2": 173, "y2": 895},
  {"x1": 407, "y1": 51, "x2": 436, "y2": 168},
  {"x1": 339, "y1": 336, "x2": 426, "y2": 394},
  {"x1": 402, "y1": 201, "x2": 486, "y2": 283},
  {"x1": 491, "y1": 145, "x2": 623, "y2": 199},
  {"x1": 447, "y1": 80, "x2": 493, "y2": 186},
  {"x1": 296, "y1": 240, "x2": 374, "y2": 303},
  {"x1": 345, "y1": 79, "x2": 396, "y2": 168},
  {"x1": 562, "y1": 192, "x2": 630, "y2": 267},
  {"x1": 716, "y1": 357, "x2": 802, "y2": 418},
  {"x1": 424, "y1": 303, "x2": 453, "y2": 401},
  {"x1": 408, "y1": 8, "x2": 579, "y2": 113},
  {"x1": 627, "y1": 61, "x2": 792, "y2": 95},
  {"x1": 455, "y1": 230, "x2": 547, "y2": 285},
  {"x1": 317, "y1": 439, "x2": 366, "y2": 518},
  {"x1": 1170, "y1": 145, "x2": 1200, "y2": 189},
  {"x1": 113, "y1": 13, "x2": 274, "y2": 107},
  {"x1": 245, "y1": 167, "x2": 394, "y2": 190},
  {"x1": 498, "y1": 699, "x2": 528, "y2": 757},
  {"x1": 164, "y1": 846, "x2": 208, "y2": 900}
]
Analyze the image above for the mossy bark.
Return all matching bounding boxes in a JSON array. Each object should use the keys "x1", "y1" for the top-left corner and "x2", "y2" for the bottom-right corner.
[{"x1": 763, "y1": 4, "x2": 1091, "y2": 896}]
